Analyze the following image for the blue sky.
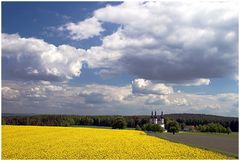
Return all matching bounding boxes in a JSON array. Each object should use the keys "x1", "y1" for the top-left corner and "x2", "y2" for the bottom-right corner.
[
  {"x1": 2, "y1": 2, "x2": 120, "y2": 48},
  {"x1": 2, "y1": 1, "x2": 238, "y2": 116}
]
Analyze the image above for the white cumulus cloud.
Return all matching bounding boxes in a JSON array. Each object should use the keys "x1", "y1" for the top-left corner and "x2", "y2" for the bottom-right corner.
[
  {"x1": 59, "y1": 17, "x2": 104, "y2": 40},
  {"x1": 2, "y1": 33, "x2": 86, "y2": 81},
  {"x1": 84, "y1": 1, "x2": 238, "y2": 83},
  {"x1": 132, "y1": 79, "x2": 173, "y2": 95},
  {"x1": 2, "y1": 87, "x2": 20, "y2": 100}
]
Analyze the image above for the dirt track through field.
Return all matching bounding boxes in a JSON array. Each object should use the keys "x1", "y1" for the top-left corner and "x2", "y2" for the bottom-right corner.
[{"x1": 149, "y1": 132, "x2": 238, "y2": 157}]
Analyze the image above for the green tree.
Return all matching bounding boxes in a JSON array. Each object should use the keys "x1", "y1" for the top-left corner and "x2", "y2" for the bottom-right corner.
[
  {"x1": 2, "y1": 118, "x2": 6, "y2": 125},
  {"x1": 226, "y1": 127, "x2": 232, "y2": 135},
  {"x1": 180, "y1": 122, "x2": 186, "y2": 130},
  {"x1": 112, "y1": 117, "x2": 127, "y2": 129},
  {"x1": 166, "y1": 121, "x2": 180, "y2": 135},
  {"x1": 135, "y1": 124, "x2": 141, "y2": 130},
  {"x1": 164, "y1": 117, "x2": 171, "y2": 127},
  {"x1": 141, "y1": 123, "x2": 164, "y2": 132},
  {"x1": 62, "y1": 117, "x2": 75, "y2": 127},
  {"x1": 196, "y1": 123, "x2": 228, "y2": 133},
  {"x1": 151, "y1": 124, "x2": 164, "y2": 132}
]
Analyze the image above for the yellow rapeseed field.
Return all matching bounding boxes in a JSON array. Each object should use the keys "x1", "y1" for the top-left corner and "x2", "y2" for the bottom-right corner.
[{"x1": 2, "y1": 125, "x2": 232, "y2": 159}]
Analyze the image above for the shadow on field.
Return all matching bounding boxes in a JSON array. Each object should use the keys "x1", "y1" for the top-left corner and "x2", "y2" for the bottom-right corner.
[{"x1": 148, "y1": 132, "x2": 238, "y2": 158}]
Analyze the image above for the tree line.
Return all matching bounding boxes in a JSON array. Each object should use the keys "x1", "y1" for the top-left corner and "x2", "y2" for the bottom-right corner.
[
  {"x1": 165, "y1": 113, "x2": 238, "y2": 132},
  {"x1": 2, "y1": 113, "x2": 238, "y2": 132},
  {"x1": 196, "y1": 123, "x2": 232, "y2": 134}
]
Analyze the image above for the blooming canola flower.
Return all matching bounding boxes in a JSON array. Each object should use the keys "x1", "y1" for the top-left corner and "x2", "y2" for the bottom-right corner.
[{"x1": 2, "y1": 125, "x2": 232, "y2": 159}]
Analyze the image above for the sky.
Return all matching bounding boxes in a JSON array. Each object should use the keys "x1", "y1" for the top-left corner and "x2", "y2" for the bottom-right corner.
[{"x1": 1, "y1": 1, "x2": 239, "y2": 116}]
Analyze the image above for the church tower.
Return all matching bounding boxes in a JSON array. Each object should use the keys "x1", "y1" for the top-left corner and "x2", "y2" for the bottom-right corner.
[
  {"x1": 149, "y1": 110, "x2": 165, "y2": 129},
  {"x1": 160, "y1": 111, "x2": 165, "y2": 129},
  {"x1": 154, "y1": 111, "x2": 158, "y2": 124},
  {"x1": 150, "y1": 111, "x2": 154, "y2": 124}
]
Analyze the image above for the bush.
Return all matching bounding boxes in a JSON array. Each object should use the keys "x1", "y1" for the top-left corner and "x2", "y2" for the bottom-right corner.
[
  {"x1": 180, "y1": 123, "x2": 186, "y2": 130},
  {"x1": 151, "y1": 124, "x2": 164, "y2": 132},
  {"x1": 226, "y1": 127, "x2": 232, "y2": 134},
  {"x1": 135, "y1": 125, "x2": 141, "y2": 130},
  {"x1": 166, "y1": 121, "x2": 180, "y2": 134},
  {"x1": 141, "y1": 123, "x2": 164, "y2": 132},
  {"x1": 2, "y1": 118, "x2": 6, "y2": 125},
  {"x1": 62, "y1": 117, "x2": 75, "y2": 127},
  {"x1": 112, "y1": 117, "x2": 127, "y2": 129},
  {"x1": 196, "y1": 123, "x2": 229, "y2": 133}
]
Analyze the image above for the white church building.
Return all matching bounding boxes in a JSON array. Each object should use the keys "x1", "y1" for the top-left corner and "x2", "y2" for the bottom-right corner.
[{"x1": 150, "y1": 111, "x2": 165, "y2": 129}]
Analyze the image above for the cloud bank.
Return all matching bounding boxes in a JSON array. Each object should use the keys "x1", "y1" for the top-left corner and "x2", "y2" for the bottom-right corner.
[
  {"x1": 2, "y1": 1, "x2": 238, "y2": 84},
  {"x1": 2, "y1": 80, "x2": 238, "y2": 116},
  {"x1": 1, "y1": 1, "x2": 238, "y2": 116},
  {"x1": 86, "y1": 1, "x2": 238, "y2": 83}
]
